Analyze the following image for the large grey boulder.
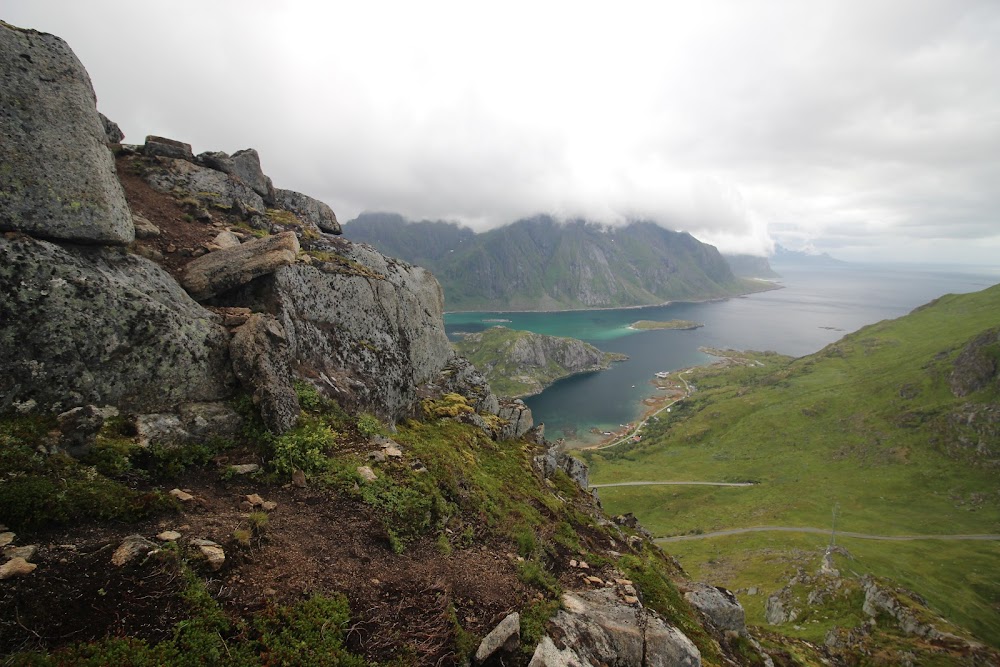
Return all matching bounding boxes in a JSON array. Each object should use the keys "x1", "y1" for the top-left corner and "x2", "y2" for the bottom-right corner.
[
  {"x1": 98, "y1": 112, "x2": 124, "y2": 144},
  {"x1": 275, "y1": 188, "x2": 342, "y2": 234},
  {"x1": 0, "y1": 23, "x2": 134, "y2": 245},
  {"x1": 530, "y1": 589, "x2": 701, "y2": 667},
  {"x1": 474, "y1": 611, "x2": 520, "y2": 664},
  {"x1": 223, "y1": 239, "x2": 451, "y2": 420},
  {"x1": 683, "y1": 583, "x2": 746, "y2": 635},
  {"x1": 144, "y1": 135, "x2": 193, "y2": 161},
  {"x1": 230, "y1": 314, "x2": 299, "y2": 434},
  {"x1": 181, "y1": 231, "x2": 299, "y2": 301},
  {"x1": 143, "y1": 156, "x2": 267, "y2": 214},
  {"x1": 230, "y1": 148, "x2": 275, "y2": 202},
  {"x1": 0, "y1": 236, "x2": 234, "y2": 414}
]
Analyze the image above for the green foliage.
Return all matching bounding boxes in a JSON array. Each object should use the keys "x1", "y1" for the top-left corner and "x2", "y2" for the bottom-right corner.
[
  {"x1": 11, "y1": 561, "x2": 366, "y2": 666},
  {"x1": 421, "y1": 393, "x2": 474, "y2": 418},
  {"x1": 294, "y1": 380, "x2": 326, "y2": 412},
  {"x1": 516, "y1": 559, "x2": 561, "y2": 596},
  {"x1": 271, "y1": 419, "x2": 337, "y2": 475},
  {"x1": 0, "y1": 416, "x2": 174, "y2": 531},
  {"x1": 512, "y1": 526, "x2": 538, "y2": 557},
  {"x1": 519, "y1": 599, "x2": 561, "y2": 654},
  {"x1": 355, "y1": 413, "x2": 382, "y2": 438},
  {"x1": 135, "y1": 438, "x2": 233, "y2": 480},
  {"x1": 359, "y1": 474, "x2": 447, "y2": 552},
  {"x1": 253, "y1": 594, "x2": 367, "y2": 666}
]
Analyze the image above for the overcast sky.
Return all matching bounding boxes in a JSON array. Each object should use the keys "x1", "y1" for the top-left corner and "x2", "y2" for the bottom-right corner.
[{"x1": 6, "y1": 1, "x2": 1000, "y2": 264}]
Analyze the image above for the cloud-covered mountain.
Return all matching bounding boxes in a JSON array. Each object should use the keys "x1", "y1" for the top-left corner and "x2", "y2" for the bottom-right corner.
[{"x1": 344, "y1": 213, "x2": 769, "y2": 311}]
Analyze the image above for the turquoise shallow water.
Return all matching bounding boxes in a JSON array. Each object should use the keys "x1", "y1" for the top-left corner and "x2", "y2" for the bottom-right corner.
[{"x1": 444, "y1": 264, "x2": 999, "y2": 446}]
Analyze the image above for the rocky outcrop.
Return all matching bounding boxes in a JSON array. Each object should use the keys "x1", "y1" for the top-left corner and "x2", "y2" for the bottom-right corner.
[
  {"x1": 275, "y1": 188, "x2": 342, "y2": 234},
  {"x1": 229, "y1": 148, "x2": 276, "y2": 202},
  {"x1": 950, "y1": 328, "x2": 999, "y2": 397},
  {"x1": 134, "y1": 402, "x2": 243, "y2": 447},
  {"x1": 0, "y1": 236, "x2": 234, "y2": 414},
  {"x1": 98, "y1": 112, "x2": 124, "y2": 144},
  {"x1": 144, "y1": 135, "x2": 194, "y2": 161},
  {"x1": 474, "y1": 611, "x2": 520, "y2": 664},
  {"x1": 683, "y1": 583, "x2": 746, "y2": 635},
  {"x1": 529, "y1": 588, "x2": 701, "y2": 666},
  {"x1": 143, "y1": 156, "x2": 266, "y2": 214},
  {"x1": 222, "y1": 238, "x2": 452, "y2": 421},
  {"x1": 496, "y1": 400, "x2": 534, "y2": 440},
  {"x1": 0, "y1": 23, "x2": 134, "y2": 245},
  {"x1": 230, "y1": 314, "x2": 299, "y2": 434},
  {"x1": 181, "y1": 231, "x2": 299, "y2": 301},
  {"x1": 454, "y1": 326, "x2": 625, "y2": 398},
  {"x1": 534, "y1": 442, "x2": 589, "y2": 490}
]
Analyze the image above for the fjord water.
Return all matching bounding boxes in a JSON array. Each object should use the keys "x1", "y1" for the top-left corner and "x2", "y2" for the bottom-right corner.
[{"x1": 444, "y1": 264, "x2": 998, "y2": 445}]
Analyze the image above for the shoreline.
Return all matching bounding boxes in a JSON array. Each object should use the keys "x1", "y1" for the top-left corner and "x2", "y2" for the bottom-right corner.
[{"x1": 443, "y1": 281, "x2": 784, "y2": 315}]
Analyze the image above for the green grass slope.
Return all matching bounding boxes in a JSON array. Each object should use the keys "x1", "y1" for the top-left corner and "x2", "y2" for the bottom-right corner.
[{"x1": 584, "y1": 284, "x2": 1000, "y2": 646}]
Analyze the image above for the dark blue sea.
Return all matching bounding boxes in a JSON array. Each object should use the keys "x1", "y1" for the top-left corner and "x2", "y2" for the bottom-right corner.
[{"x1": 444, "y1": 263, "x2": 999, "y2": 446}]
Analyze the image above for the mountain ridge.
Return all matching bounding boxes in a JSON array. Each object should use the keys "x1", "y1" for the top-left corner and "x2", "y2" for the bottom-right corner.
[{"x1": 344, "y1": 213, "x2": 774, "y2": 311}]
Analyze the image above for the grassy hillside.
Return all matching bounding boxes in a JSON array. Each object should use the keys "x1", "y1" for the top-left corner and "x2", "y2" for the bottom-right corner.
[{"x1": 584, "y1": 284, "x2": 1000, "y2": 646}]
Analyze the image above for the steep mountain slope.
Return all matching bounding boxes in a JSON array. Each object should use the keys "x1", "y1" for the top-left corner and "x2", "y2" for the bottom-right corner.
[
  {"x1": 453, "y1": 326, "x2": 627, "y2": 398},
  {"x1": 345, "y1": 214, "x2": 770, "y2": 311},
  {"x1": 587, "y1": 284, "x2": 1000, "y2": 653},
  {"x1": 724, "y1": 253, "x2": 781, "y2": 279}
]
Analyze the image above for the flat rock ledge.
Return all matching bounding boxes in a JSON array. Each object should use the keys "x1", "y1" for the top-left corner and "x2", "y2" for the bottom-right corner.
[{"x1": 181, "y1": 231, "x2": 299, "y2": 301}]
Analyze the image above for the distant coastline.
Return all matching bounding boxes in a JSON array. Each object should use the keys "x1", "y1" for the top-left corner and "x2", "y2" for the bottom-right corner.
[{"x1": 444, "y1": 281, "x2": 784, "y2": 315}]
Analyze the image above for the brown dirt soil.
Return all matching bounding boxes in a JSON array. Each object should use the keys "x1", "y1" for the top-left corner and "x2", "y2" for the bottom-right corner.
[
  {"x1": 116, "y1": 153, "x2": 236, "y2": 279},
  {"x1": 0, "y1": 467, "x2": 536, "y2": 665}
]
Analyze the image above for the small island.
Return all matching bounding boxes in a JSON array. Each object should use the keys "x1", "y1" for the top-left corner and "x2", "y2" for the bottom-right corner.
[{"x1": 629, "y1": 319, "x2": 703, "y2": 331}]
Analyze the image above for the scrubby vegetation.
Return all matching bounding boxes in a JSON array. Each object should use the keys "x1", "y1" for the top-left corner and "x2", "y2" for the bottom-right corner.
[{"x1": 1, "y1": 378, "x2": 729, "y2": 665}]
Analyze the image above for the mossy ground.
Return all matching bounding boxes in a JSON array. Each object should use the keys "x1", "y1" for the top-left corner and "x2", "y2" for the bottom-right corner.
[{"x1": 0, "y1": 383, "x2": 726, "y2": 666}]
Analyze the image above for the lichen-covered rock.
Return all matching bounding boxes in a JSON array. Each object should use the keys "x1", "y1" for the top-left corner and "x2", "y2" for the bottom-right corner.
[
  {"x1": 683, "y1": 583, "x2": 746, "y2": 635},
  {"x1": 0, "y1": 23, "x2": 134, "y2": 244},
  {"x1": 534, "y1": 442, "x2": 588, "y2": 490},
  {"x1": 134, "y1": 402, "x2": 242, "y2": 446},
  {"x1": 181, "y1": 231, "x2": 299, "y2": 301},
  {"x1": 223, "y1": 239, "x2": 451, "y2": 421},
  {"x1": 98, "y1": 112, "x2": 124, "y2": 144},
  {"x1": 111, "y1": 535, "x2": 158, "y2": 567},
  {"x1": 230, "y1": 314, "x2": 299, "y2": 434},
  {"x1": 143, "y1": 156, "x2": 267, "y2": 214},
  {"x1": 532, "y1": 588, "x2": 701, "y2": 667},
  {"x1": 0, "y1": 236, "x2": 235, "y2": 414},
  {"x1": 274, "y1": 188, "x2": 342, "y2": 234},
  {"x1": 56, "y1": 405, "x2": 104, "y2": 456},
  {"x1": 230, "y1": 148, "x2": 275, "y2": 202},
  {"x1": 144, "y1": 135, "x2": 193, "y2": 161},
  {"x1": 474, "y1": 611, "x2": 520, "y2": 664},
  {"x1": 497, "y1": 399, "x2": 534, "y2": 440}
]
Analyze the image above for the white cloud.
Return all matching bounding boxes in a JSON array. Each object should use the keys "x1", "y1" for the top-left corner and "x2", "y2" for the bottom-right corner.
[{"x1": 5, "y1": 0, "x2": 999, "y2": 264}]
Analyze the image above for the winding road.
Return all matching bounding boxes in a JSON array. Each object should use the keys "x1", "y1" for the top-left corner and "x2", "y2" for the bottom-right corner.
[{"x1": 655, "y1": 526, "x2": 1000, "y2": 543}]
